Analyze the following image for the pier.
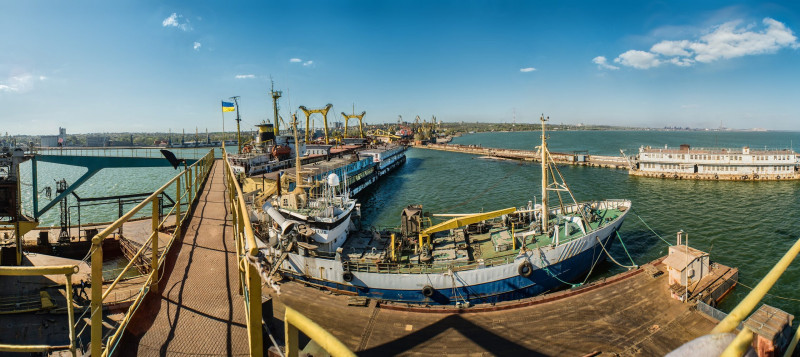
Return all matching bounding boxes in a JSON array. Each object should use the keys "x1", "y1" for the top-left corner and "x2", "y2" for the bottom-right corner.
[
  {"x1": 2, "y1": 148, "x2": 799, "y2": 356},
  {"x1": 419, "y1": 143, "x2": 631, "y2": 169}
]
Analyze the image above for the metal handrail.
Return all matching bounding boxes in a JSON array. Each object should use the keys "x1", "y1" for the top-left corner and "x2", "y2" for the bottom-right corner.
[
  {"x1": 0, "y1": 265, "x2": 80, "y2": 356},
  {"x1": 706, "y1": 236, "x2": 800, "y2": 357},
  {"x1": 86, "y1": 148, "x2": 215, "y2": 357},
  {"x1": 285, "y1": 306, "x2": 355, "y2": 357},
  {"x1": 222, "y1": 144, "x2": 263, "y2": 356}
]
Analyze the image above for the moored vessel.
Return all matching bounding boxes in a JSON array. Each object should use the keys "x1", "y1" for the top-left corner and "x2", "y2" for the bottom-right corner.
[{"x1": 253, "y1": 115, "x2": 631, "y2": 305}]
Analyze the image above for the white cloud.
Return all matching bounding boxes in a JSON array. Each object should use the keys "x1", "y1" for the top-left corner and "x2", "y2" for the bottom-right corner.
[
  {"x1": 614, "y1": 50, "x2": 661, "y2": 69},
  {"x1": 602, "y1": 17, "x2": 798, "y2": 70},
  {"x1": 650, "y1": 40, "x2": 691, "y2": 57},
  {"x1": 235, "y1": 74, "x2": 255, "y2": 79},
  {"x1": 162, "y1": 13, "x2": 179, "y2": 27},
  {"x1": 303, "y1": 60, "x2": 314, "y2": 66},
  {"x1": 289, "y1": 58, "x2": 302, "y2": 63},
  {"x1": 519, "y1": 67, "x2": 536, "y2": 72},
  {"x1": 193, "y1": 42, "x2": 201, "y2": 51},
  {"x1": 592, "y1": 56, "x2": 619, "y2": 70},
  {"x1": 162, "y1": 13, "x2": 191, "y2": 31},
  {"x1": 0, "y1": 73, "x2": 46, "y2": 94}
]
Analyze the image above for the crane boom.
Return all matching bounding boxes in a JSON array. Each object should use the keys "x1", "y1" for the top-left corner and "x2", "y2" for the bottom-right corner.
[{"x1": 418, "y1": 207, "x2": 517, "y2": 250}]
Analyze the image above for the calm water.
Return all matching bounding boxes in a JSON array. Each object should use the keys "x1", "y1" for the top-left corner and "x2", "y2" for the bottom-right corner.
[{"x1": 358, "y1": 131, "x2": 800, "y2": 318}]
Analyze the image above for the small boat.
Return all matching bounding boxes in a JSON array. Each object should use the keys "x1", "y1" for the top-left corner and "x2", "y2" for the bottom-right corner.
[{"x1": 255, "y1": 115, "x2": 631, "y2": 305}]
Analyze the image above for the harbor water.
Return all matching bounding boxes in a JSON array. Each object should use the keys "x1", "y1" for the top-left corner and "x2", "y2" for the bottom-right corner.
[
  {"x1": 359, "y1": 131, "x2": 800, "y2": 319},
  {"x1": 17, "y1": 134, "x2": 800, "y2": 319}
]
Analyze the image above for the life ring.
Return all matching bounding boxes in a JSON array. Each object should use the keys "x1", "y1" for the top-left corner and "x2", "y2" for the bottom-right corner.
[
  {"x1": 518, "y1": 261, "x2": 533, "y2": 278},
  {"x1": 422, "y1": 285, "x2": 435, "y2": 297},
  {"x1": 343, "y1": 271, "x2": 353, "y2": 282},
  {"x1": 753, "y1": 174, "x2": 759, "y2": 179},
  {"x1": 713, "y1": 174, "x2": 718, "y2": 180},
  {"x1": 776, "y1": 175, "x2": 781, "y2": 180},
  {"x1": 743, "y1": 175, "x2": 748, "y2": 180}
]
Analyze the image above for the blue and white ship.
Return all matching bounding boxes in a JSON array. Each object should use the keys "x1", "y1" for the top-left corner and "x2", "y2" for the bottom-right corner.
[{"x1": 256, "y1": 116, "x2": 630, "y2": 305}]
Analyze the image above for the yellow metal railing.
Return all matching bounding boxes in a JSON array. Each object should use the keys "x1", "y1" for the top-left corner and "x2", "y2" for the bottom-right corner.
[
  {"x1": 0, "y1": 265, "x2": 79, "y2": 356},
  {"x1": 222, "y1": 144, "x2": 354, "y2": 356},
  {"x1": 284, "y1": 306, "x2": 356, "y2": 357},
  {"x1": 222, "y1": 145, "x2": 264, "y2": 357},
  {"x1": 711, "y1": 236, "x2": 800, "y2": 357},
  {"x1": 88, "y1": 148, "x2": 215, "y2": 357}
]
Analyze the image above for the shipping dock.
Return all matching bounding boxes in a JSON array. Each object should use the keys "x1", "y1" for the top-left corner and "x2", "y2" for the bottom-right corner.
[{"x1": 1, "y1": 146, "x2": 799, "y2": 356}]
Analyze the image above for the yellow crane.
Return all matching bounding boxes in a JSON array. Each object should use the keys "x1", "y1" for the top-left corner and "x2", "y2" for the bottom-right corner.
[
  {"x1": 341, "y1": 106, "x2": 367, "y2": 138},
  {"x1": 299, "y1": 104, "x2": 333, "y2": 144},
  {"x1": 417, "y1": 207, "x2": 517, "y2": 252}
]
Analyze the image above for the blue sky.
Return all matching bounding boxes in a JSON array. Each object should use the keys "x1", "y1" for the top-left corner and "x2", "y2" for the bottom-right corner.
[{"x1": 2, "y1": 1, "x2": 800, "y2": 135}]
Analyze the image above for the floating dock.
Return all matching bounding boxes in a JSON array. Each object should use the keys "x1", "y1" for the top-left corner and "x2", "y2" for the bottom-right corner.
[{"x1": 267, "y1": 256, "x2": 737, "y2": 355}]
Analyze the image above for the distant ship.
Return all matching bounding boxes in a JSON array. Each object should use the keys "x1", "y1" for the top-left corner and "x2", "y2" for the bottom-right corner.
[
  {"x1": 632, "y1": 144, "x2": 799, "y2": 181},
  {"x1": 255, "y1": 116, "x2": 631, "y2": 305}
]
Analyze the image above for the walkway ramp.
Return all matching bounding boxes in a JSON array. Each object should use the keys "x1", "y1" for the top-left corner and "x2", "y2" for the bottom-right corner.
[{"x1": 120, "y1": 162, "x2": 249, "y2": 355}]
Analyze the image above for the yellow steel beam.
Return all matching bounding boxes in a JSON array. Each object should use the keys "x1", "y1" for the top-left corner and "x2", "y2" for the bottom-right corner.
[
  {"x1": 420, "y1": 207, "x2": 517, "y2": 238},
  {"x1": 0, "y1": 265, "x2": 77, "y2": 276},
  {"x1": 712, "y1": 236, "x2": 800, "y2": 334},
  {"x1": 285, "y1": 305, "x2": 355, "y2": 357}
]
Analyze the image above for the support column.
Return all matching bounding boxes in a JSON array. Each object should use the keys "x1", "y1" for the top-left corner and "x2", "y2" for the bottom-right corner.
[{"x1": 90, "y1": 236, "x2": 103, "y2": 356}]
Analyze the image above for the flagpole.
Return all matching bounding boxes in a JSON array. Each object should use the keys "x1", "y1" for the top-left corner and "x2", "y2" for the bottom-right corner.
[{"x1": 220, "y1": 100, "x2": 226, "y2": 146}]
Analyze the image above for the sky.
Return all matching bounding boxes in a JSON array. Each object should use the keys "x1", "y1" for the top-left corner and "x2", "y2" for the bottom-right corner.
[{"x1": 2, "y1": 1, "x2": 800, "y2": 135}]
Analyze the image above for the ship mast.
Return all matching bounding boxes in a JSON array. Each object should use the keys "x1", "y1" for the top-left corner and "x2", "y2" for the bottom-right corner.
[
  {"x1": 291, "y1": 113, "x2": 303, "y2": 192},
  {"x1": 540, "y1": 114, "x2": 548, "y2": 233}
]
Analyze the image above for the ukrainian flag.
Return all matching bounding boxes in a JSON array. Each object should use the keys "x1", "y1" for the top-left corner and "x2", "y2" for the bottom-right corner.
[{"x1": 222, "y1": 101, "x2": 235, "y2": 112}]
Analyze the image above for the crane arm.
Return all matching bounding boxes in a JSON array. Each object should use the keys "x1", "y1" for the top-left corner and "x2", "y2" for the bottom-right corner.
[{"x1": 420, "y1": 207, "x2": 516, "y2": 238}]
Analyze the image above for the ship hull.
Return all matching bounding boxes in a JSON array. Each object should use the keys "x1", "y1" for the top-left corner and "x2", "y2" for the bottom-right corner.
[{"x1": 275, "y1": 208, "x2": 627, "y2": 305}]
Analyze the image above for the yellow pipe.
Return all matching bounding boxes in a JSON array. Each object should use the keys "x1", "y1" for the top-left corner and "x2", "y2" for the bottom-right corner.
[
  {"x1": 65, "y1": 273, "x2": 77, "y2": 357},
  {"x1": 222, "y1": 149, "x2": 259, "y2": 256},
  {"x1": 0, "y1": 344, "x2": 51, "y2": 352},
  {"x1": 712, "y1": 236, "x2": 800, "y2": 334},
  {"x1": 0, "y1": 265, "x2": 77, "y2": 276},
  {"x1": 720, "y1": 326, "x2": 754, "y2": 357},
  {"x1": 151, "y1": 197, "x2": 159, "y2": 293},
  {"x1": 90, "y1": 237, "x2": 103, "y2": 357},
  {"x1": 284, "y1": 305, "x2": 355, "y2": 357},
  {"x1": 176, "y1": 176, "x2": 182, "y2": 239},
  {"x1": 247, "y1": 260, "x2": 263, "y2": 356},
  {"x1": 390, "y1": 234, "x2": 396, "y2": 262}
]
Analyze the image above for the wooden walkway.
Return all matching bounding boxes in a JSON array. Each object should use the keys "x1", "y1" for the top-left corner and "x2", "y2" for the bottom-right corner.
[{"x1": 119, "y1": 161, "x2": 250, "y2": 356}]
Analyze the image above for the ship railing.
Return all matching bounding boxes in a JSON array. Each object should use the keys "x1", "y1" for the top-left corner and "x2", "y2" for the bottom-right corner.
[
  {"x1": 344, "y1": 254, "x2": 515, "y2": 274},
  {"x1": 223, "y1": 143, "x2": 354, "y2": 357},
  {"x1": 85, "y1": 148, "x2": 215, "y2": 357},
  {"x1": 674, "y1": 236, "x2": 800, "y2": 357},
  {"x1": 0, "y1": 265, "x2": 80, "y2": 356}
]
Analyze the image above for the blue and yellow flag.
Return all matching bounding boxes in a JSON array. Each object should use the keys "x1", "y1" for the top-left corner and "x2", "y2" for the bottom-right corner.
[{"x1": 222, "y1": 101, "x2": 235, "y2": 112}]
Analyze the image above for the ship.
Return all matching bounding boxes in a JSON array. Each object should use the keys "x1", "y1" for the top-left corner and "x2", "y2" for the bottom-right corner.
[
  {"x1": 631, "y1": 144, "x2": 799, "y2": 181},
  {"x1": 254, "y1": 115, "x2": 631, "y2": 305}
]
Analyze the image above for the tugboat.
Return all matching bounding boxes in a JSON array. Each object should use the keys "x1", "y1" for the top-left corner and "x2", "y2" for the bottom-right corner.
[{"x1": 254, "y1": 115, "x2": 631, "y2": 305}]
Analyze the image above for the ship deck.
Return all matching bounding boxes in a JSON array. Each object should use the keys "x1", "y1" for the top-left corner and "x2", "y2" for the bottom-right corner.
[{"x1": 341, "y1": 207, "x2": 626, "y2": 273}]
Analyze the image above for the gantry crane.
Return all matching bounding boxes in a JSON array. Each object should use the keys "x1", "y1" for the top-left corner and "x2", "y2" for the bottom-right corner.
[
  {"x1": 299, "y1": 104, "x2": 333, "y2": 144},
  {"x1": 341, "y1": 106, "x2": 367, "y2": 138}
]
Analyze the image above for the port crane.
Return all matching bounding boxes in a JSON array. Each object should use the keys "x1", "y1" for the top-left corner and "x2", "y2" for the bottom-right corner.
[
  {"x1": 299, "y1": 104, "x2": 333, "y2": 144},
  {"x1": 340, "y1": 105, "x2": 366, "y2": 138}
]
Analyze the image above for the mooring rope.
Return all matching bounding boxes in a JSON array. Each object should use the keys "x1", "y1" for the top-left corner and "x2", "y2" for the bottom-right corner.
[
  {"x1": 615, "y1": 231, "x2": 638, "y2": 267},
  {"x1": 631, "y1": 209, "x2": 673, "y2": 247},
  {"x1": 596, "y1": 236, "x2": 637, "y2": 270}
]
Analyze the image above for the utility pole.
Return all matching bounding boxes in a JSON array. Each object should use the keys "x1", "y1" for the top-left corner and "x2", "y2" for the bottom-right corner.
[{"x1": 231, "y1": 96, "x2": 242, "y2": 153}]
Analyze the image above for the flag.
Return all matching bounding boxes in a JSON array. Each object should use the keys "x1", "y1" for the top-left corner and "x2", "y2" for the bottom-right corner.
[{"x1": 222, "y1": 101, "x2": 235, "y2": 112}]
